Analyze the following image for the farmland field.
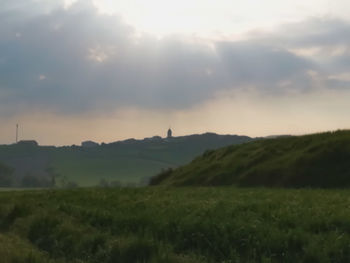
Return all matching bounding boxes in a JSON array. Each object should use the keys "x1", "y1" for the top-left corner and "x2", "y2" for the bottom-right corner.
[{"x1": 1, "y1": 187, "x2": 350, "y2": 262}]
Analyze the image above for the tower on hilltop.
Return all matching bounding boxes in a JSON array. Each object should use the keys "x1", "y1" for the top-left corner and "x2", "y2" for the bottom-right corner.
[{"x1": 167, "y1": 127, "x2": 172, "y2": 138}]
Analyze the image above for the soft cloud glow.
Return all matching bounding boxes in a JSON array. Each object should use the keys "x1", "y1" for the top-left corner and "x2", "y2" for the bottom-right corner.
[
  {"x1": 91, "y1": 0, "x2": 350, "y2": 38},
  {"x1": 328, "y1": 72, "x2": 350, "y2": 82},
  {"x1": 39, "y1": 75, "x2": 46, "y2": 80}
]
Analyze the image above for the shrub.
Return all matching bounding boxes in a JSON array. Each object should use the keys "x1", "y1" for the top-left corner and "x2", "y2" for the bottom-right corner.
[
  {"x1": 0, "y1": 162, "x2": 14, "y2": 187},
  {"x1": 149, "y1": 168, "x2": 173, "y2": 185},
  {"x1": 107, "y1": 237, "x2": 156, "y2": 263},
  {"x1": 21, "y1": 174, "x2": 54, "y2": 188}
]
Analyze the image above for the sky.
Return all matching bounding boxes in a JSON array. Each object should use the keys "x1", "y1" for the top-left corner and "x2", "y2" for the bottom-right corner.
[{"x1": 1, "y1": 0, "x2": 350, "y2": 145}]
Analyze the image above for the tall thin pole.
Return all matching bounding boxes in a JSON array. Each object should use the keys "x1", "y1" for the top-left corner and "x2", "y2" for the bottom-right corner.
[{"x1": 16, "y1": 124, "x2": 18, "y2": 143}]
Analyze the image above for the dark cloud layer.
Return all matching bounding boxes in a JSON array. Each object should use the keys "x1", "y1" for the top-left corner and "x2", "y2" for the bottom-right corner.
[{"x1": 0, "y1": 1, "x2": 349, "y2": 117}]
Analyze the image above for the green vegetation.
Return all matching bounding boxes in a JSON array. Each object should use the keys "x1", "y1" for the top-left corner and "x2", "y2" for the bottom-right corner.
[
  {"x1": 3, "y1": 130, "x2": 349, "y2": 261},
  {"x1": 0, "y1": 133, "x2": 251, "y2": 187},
  {"x1": 153, "y1": 130, "x2": 350, "y2": 187},
  {"x1": 49, "y1": 147, "x2": 166, "y2": 187},
  {"x1": 0, "y1": 162, "x2": 13, "y2": 187},
  {"x1": 1, "y1": 187, "x2": 350, "y2": 262}
]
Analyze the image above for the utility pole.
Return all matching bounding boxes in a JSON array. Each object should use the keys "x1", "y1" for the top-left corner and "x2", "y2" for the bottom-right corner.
[{"x1": 16, "y1": 124, "x2": 18, "y2": 143}]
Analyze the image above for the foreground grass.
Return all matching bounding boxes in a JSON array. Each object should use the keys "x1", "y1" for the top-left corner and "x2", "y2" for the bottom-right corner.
[{"x1": 1, "y1": 187, "x2": 350, "y2": 262}]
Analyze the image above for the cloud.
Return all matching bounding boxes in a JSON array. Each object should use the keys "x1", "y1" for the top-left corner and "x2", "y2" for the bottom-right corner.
[{"x1": 0, "y1": 0, "x2": 349, "y2": 120}]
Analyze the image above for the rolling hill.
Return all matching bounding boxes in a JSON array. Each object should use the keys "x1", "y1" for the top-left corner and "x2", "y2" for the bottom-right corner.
[
  {"x1": 0, "y1": 133, "x2": 252, "y2": 187},
  {"x1": 151, "y1": 130, "x2": 350, "y2": 188}
]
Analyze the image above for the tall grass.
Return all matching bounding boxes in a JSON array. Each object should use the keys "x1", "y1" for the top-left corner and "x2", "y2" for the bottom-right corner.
[{"x1": 1, "y1": 187, "x2": 350, "y2": 262}]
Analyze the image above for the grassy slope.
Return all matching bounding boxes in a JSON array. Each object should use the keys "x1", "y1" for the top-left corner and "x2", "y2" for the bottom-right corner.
[
  {"x1": 154, "y1": 130, "x2": 350, "y2": 187},
  {"x1": 1, "y1": 187, "x2": 350, "y2": 262}
]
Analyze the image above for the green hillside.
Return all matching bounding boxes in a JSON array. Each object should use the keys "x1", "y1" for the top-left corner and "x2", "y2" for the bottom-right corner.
[
  {"x1": 0, "y1": 133, "x2": 252, "y2": 187},
  {"x1": 152, "y1": 130, "x2": 350, "y2": 187},
  {"x1": 2, "y1": 187, "x2": 350, "y2": 262}
]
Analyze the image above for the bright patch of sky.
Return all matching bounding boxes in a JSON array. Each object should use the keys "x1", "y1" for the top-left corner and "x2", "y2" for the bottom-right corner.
[{"x1": 81, "y1": 0, "x2": 350, "y2": 38}]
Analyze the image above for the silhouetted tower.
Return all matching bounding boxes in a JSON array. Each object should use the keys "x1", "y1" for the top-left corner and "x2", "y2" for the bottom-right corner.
[
  {"x1": 16, "y1": 124, "x2": 18, "y2": 143},
  {"x1": 167, "y1": 127, "x2": 172, "y2": 138}
]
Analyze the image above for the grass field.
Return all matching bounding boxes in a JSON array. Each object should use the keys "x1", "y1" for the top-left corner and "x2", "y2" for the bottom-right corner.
[{"x1": 1, "y1": 187, "x2": 350, "y2": 262}]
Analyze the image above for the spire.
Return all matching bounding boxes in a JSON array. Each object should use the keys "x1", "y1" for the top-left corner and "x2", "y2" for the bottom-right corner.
[
  {"x1": 16, "y1": 124, "x2": 18, "y2": 143},
  {"x1": 167, "y1": 127, "x2": 172, "y2": 138}
]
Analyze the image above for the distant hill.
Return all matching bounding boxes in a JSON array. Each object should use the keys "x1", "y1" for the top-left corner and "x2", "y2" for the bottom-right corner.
[
  {"x1": 0, "y1": 133, "x2": 252, "y2": 187},
  {"x1": 151, "y1": 130, "x2": 350, "y2": 188}
]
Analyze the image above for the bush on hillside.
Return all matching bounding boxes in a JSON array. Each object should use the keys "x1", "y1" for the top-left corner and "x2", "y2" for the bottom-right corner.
[
  {"x1": 0, "y1": 163, "x2": 14, "y2": 187},
  {"x1": 110, "y1": 180, "x2": 122, "y2": 187},
  {"x1": 98, "y1": 178, "x2": 110, "y2": 188},
  {"x1": 65, "y1": 181, "x2": 79, "y2": 188},
  {"x1": 149, "y1": 168, "x2": 173, "y2": 185},
  {"x1": 21, "y1": 174, "x2": 54, "y2": 188}
]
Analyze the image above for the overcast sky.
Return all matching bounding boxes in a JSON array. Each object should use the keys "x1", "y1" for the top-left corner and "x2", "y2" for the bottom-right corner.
[{"x1": 1, "y1": 0, "x2": 350, "y2": 145}]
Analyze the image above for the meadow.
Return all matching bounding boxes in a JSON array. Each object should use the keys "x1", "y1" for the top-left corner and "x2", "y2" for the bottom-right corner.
[{"x1": 1, "y1": 187, "x2": 350, "y2": 262}]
